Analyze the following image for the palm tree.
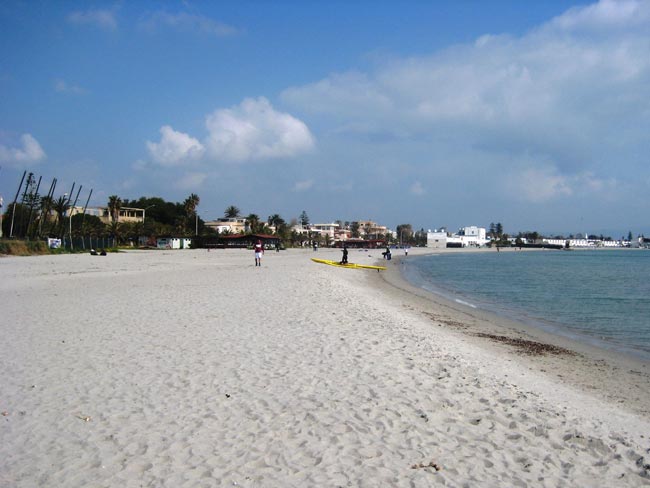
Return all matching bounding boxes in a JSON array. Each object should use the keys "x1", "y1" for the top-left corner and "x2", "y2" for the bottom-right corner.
[
  {"x1": 184, "y1": 193, "x2": 200, "y2": 215},
  {"x1": 108, "y1": 195, "x2": 122, "y2": 223},
  {"x1": 267, "y1": 214, "x2": 285, "y2": 229},
  {"x1": 224, "y1": 205, "x2": 240, "y2": 219},
  {"x1": 183, "y1": 193, "x2": 200, "y2": 235},
  {"x1": 107, "y1": 221, "x2": 122, "y2": 247},
  {"x1": 52, "y1": 195, "x2": 70, "y2": 237},
  {"x1": 38, "y1": 195, "x2": 55, "y2": 236},
  {"x1": 246, "y1": 213, "x2": 261, "y2": 233}
]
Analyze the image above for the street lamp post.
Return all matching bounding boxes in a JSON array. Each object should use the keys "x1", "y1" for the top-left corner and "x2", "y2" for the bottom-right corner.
[
  {"x1": 63, "y1": 193, "x2": 70, "y2": 250},
  {"x1": 0, "y1": 195, "x2": 4, "y2": 238},
  {"x1": 142, "y1": 205, "x2": 156, "y2": 246},
  {"x1": 143, "y1": 204, "x2": 156, "y2": 226}
]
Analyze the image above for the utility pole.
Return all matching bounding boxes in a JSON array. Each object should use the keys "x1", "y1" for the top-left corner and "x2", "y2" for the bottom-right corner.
[{"x1": 68, "y1": 185, "x2": 82, "y2": 251}]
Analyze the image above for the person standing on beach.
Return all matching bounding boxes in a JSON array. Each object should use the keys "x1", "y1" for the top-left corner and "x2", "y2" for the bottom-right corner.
[
  {"x1": 383, "y1": 246, "x2": 391, "y2": 260},
  {"x1": 254, "y1": 240, "x2": 264, "y2": 266},
  {"x1": 340, "y1": 245, "x2": 348, "y2": 265}
]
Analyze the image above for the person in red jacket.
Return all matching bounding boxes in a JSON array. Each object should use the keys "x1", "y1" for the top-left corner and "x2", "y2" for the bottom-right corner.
[{"x1": 254, "y1": 240, "x2": 264, "y2": 266}]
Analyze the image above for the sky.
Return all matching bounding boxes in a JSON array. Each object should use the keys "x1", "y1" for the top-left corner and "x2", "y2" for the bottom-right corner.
[{"x1": 1, "y1": 0, "x2": 649, "y2": 237}]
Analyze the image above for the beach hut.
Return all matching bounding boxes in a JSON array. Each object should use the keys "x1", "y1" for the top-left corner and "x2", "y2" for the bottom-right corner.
[{"x1": 156, "y1": 237, "x2": 193, "y2": 249}]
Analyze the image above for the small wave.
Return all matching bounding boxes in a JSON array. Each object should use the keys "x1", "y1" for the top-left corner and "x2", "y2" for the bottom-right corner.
[{"x1": 455, "y1": 298, "x2": 477, "y2": 309}]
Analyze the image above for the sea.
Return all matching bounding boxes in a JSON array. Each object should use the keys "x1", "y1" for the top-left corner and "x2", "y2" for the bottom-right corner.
[{"x1": 401, "y1": 249, "x2": 650, "y2": 361}]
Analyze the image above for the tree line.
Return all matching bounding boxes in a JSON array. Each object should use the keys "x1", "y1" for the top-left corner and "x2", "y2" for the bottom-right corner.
[{"x1": 2, "y1": 171, "x2": 427, "y2": 248}]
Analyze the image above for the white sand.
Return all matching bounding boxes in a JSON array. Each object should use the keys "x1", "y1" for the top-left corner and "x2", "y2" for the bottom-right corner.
[{"x1": 1, "y1": 248, "x2": 650, "y2": 487}]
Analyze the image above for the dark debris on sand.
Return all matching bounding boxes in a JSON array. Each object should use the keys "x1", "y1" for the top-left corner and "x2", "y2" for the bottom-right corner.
[
  {"x1": 422, "y1": 312, "x2": 469, "y2": 329},
  {"x1": 473, "y1": 333, "x2": 577, "y2": 357}
]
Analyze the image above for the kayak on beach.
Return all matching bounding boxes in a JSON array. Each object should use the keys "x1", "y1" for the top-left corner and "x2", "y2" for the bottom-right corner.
[{"x1": 311, "y1": 258, "x2": 386, "y2": 271}]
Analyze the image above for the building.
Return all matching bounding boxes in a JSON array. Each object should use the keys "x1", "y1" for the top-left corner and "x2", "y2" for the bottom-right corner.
[
  {"x1": 427, "y1": 226, "x2": 488, "y2": 248},
  {"x1": 310, "y1": 223, "x2": 340, "y2": 239},
  {"x1": 291, "y1": 220, "x2": 392, "y2": 247},
  {"x1": 356, "y1": 220, "x2": 390, "y2": 239},
  {"x1": 70, "y1": 205, "x2": 145, "y2": 224},
  {"x1": 204, "y1": 218, "x2": 248, "y2": 234},
  {"x1": 156, "y1": 237, "x2": 193, "y2": 249},
  {"x1": 457, "y1": 226, "x2": 488, "y2": 247},
  {"x1": 290, "y1": 222, "x2": 341, "y2": 241},
  {"x1": 426, "y1": 230, "x2": 448, "y2": 248},
  {"x1": 542, "y1": 237, "x2": 628, "y2": 248}
]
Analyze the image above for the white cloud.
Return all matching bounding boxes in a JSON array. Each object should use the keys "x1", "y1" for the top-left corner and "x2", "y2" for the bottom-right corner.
[
  {"x1": 147, "y1": 125, "x2": 205, "y2": 166},
  {"x1": 293, "y1": 179, "x2": 313, "y2": 192},
  {"x1": 145, "y1": 99, "x2": 313, "y2": 168},
  {"x1": 67, "y1": 9, "x2": 117, "y2": 31},
  {"x1": 0, "y1": 134, "x2": 46, "y2": 167},
  {"x1": 139, "y1": 12, "x2": 238, "y2": 37},
  {"x1": 507, "y1": 166, "x2": 573, "y2": 203},
  {"x1": 204, "y1": 97, "x2": 315, "y2": 162},
  {"x1": 506, "y1": 165, "x2": 619, "y2": 203},
  {"x1": 281, "y1": 0, "x2": 650, "y2": 184},
  {"x1": 282, "y1": 72, "x2": 393, "y2": 117},
  {"x1": 549, "y1": 0, "x2": 649, "y2": 31}
]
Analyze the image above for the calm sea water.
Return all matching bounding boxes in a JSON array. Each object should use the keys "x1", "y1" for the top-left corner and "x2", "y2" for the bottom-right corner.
[{"x1": 401, "y1": 249, "x2": 650, "y2": 360}]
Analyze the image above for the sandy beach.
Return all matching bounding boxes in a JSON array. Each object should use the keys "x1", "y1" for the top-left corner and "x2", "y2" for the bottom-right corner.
[{"x1": 2, "y1": 247, "x2": 650, "y2": 487}]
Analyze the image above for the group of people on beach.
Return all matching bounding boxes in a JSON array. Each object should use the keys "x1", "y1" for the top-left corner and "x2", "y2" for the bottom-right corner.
[{"x1": 254, "y1": 240, "x2": 404, "y2": 267}]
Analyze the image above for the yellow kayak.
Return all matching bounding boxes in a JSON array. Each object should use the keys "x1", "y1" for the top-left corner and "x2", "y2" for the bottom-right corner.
[{"x1": 311, "y1": 258, "x2": 386, "y2": 270}]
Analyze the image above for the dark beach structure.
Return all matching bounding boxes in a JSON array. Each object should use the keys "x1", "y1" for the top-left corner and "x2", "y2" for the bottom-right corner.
[{"x1": 194, "y1": 233, "x2": 281, "y2": 249}]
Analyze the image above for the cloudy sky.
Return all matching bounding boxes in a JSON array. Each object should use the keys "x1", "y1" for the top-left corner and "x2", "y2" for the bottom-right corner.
[{"x1": 1, "y1": 0, "x2": 649, "y2": 236}]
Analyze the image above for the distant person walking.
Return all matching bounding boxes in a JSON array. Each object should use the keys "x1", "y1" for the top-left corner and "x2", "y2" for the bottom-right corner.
[{"x1": 254, "y1": 240, "x2": 264, "y2": 266}]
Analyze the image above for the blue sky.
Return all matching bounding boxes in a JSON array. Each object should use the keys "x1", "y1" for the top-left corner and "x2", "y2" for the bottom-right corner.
[{"x1": 1, "y1": 0, "x2": 649, "y2": 237}]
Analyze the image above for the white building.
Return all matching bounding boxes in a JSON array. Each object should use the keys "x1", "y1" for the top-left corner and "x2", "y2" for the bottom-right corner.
[
  {"x1": 457, "y1": 226, "x2": 488, "y2": 247},
  {"x1": 543, "y1": 238, "x2": 627, "y2": 248},
  {"x1": 156, "y1": 237, "x2": 192, "y2": 249},
  {"x1": 310, "y1": 223, "x2": 340, "y2": 239},
  {"x1": 427, "y1": 226, "x2": 488, "y2": 248},
  {"x1": 204, "y1": 218, "x2": 248, "y2": 234},
  {"x1": 426, "y1": 230, "x2": 448, "y2": 248}
]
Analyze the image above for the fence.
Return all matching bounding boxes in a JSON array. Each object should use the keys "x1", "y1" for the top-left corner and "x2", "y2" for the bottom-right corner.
[{"x1": 60, "y1": 236, "x2": 117, "y2": 251}]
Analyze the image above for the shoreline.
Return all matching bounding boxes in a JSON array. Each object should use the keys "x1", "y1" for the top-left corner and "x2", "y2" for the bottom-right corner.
[
  {"x1": 396, "y1": 246, "x2": 650, "y2": 364},
  {"x1": 372, "y1": 247, "x2": 650, "y2": 417}
]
